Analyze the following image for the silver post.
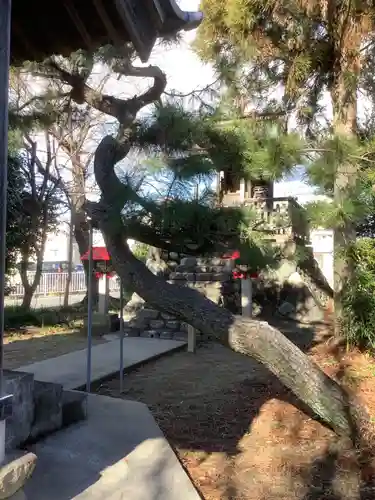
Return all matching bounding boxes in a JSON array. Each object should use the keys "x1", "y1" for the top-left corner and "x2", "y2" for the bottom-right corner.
[
  {"x1": 0, "y1": 0, "x2": 12, "y2": 398},
  {"x1": 86, "y1": 220, "x2": 93, "y2": 393},
  {"x1": 119, "y1": 279, "x2": 124, "y2": 393}
]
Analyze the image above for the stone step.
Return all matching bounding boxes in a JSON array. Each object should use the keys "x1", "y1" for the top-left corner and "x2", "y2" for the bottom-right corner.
[
  {"x1": 4, "y1": 371, "x2": 34, "y2": 451},
  {"x1": 61, "y1": 390, "x2": 87, "y2": 427},
  {"x1": 5, "y1": 370, "x2": 87, "y2": 449},
  {"x1": 29, "y1": 381, "x2": 63, "y2": 442}
]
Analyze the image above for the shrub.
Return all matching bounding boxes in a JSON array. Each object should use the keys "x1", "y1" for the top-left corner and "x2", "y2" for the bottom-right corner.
[
  {"x1": 4, "y1": 304, "x2": 85, "y2": 330},
  {"x1": 342, "y1": 238, "x2": 375, "y2": 349}
]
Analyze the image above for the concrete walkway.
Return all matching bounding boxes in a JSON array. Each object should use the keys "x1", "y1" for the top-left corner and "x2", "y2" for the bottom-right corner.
[
  {"x1": 16, "y1": 338, "x2": 186, "y2": 389},
  {"x1": 25, "y1": 394, "x2": 200, "y2": 500}
]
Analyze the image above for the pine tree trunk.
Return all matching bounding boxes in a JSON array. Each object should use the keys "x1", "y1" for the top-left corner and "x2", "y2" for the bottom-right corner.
[
  {"x1": 97, "y1": 214, "x2": 359, "y2": 439},
  {"x1": 330, "y1": 27, "x2": 361, "y2": 335}
]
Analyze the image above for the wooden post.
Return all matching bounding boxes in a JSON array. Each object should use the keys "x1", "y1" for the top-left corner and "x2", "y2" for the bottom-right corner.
[
  {"x1": 187, "y1": 324, "x2": 196, "y2": 353},
  {"x1": 241, "y1": 277, "x2": 253, "y2": 317}
]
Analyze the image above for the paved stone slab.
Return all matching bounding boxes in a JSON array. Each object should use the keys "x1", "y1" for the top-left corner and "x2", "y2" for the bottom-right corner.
[
  {"x1": 16, "y1": 338, "x2": 186, "y2": 390},
  {"x1": 24, "y1": 395, "x2": 200, "y2": 500}
]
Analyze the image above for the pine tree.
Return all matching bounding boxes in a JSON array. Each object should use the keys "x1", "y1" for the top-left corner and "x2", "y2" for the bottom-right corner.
[
  {"x1": 195, "y1": 0, "x2": 375, "y2": 334},
  {"x1": 11, "y1": 45, "x2": 368, "y2": 438}
]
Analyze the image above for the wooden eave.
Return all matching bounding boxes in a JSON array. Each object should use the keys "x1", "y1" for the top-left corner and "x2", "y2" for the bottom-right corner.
[{"x1": 10, "y1": 0, "x2": 202, "y2": 64}]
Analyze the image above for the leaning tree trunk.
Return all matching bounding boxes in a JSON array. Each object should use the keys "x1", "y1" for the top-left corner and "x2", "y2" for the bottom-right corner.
[{"x1": 97, "y1": 212, "x2": 358, "y2": 440}]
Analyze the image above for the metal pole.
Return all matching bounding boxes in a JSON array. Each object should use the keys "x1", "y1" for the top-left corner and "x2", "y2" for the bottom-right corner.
[
  {"x1": 0, "y1": 0, "x2": 12, "y2": 397},
  {"x1": 86, "y1": 221, "x2": 93, "y2": 393},
  {"x1": 119, "y1": 279, "x2": 124, "y2": 393}
]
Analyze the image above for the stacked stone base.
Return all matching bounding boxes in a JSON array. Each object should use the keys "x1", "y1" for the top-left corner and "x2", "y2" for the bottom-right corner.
[
  {"x1": 123, "y1": 256, "x2": 241, "y2": 342},
  {"x1": 124, "y1": 308, "x2": 190, "y2": 341}
]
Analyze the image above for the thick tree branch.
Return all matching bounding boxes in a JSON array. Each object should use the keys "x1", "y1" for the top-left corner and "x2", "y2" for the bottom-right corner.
[
  {"x1": 113, "y1": 61, "x2": 167, "y2": 108},
  {"x1": 47, "y1": 60, "x2": 167, "y2": 126},
  {"x1": 93, "y1": 135, "x2": 160, "y2": 217}
]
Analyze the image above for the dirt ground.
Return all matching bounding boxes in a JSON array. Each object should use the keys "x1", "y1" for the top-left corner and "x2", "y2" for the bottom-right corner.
[
  {"x1": 96, "y1": 320, "x2": 375, "y2": 500},
  {"x1": 4, "y1": 328, "x2": 105, "y2": 369}
]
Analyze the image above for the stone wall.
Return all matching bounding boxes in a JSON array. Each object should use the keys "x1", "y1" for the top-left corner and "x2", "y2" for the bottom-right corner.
[
  {"x1": 123, "y1": 256, "x2": 241, "y2": 341},
  {"x1": 169, "y1": 256, "x2": 240, "y2": 314}
]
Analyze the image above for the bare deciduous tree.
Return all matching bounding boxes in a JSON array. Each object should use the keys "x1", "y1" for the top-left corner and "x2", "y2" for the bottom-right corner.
[{"x1": 19, "y1": 133, "x2": 62, "y2": 309}]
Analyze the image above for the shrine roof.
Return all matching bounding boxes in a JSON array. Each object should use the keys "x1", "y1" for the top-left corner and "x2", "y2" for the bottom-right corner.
[{"x1": 11, "y1": 0, "x2": 202, "y2": 64}]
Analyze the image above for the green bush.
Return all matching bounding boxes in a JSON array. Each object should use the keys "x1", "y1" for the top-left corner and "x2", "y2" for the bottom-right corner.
[
  {"x1": 4, "y1": 304, "x2": 85, "y2": 330},
  {"x1": 4, "y1": 307, "x2": 40, "y2": 329},
  {"x1": 342, "y1": 238, "x2": 375, "y2": 349}
]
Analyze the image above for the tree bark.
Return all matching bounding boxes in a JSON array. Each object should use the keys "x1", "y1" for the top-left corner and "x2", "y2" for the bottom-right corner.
[
  {"x1": 70, "y1": 155, "x2": 99, "y2": 304},
  {"x1": 97, "y1": 213, "x2": 357, "y2": 439},
  {"x1": 330, "y1": 18, "x2": 362, "y2": 334},
  {"x1": 19, "y1": 207, "x2": 49, "y2": 310},
  {"x1": 20, "y1": 280, "x2": 35, "y2": 310},
  {"x1": 20, "y1": 252, "x2": 43, "y2": 310}
]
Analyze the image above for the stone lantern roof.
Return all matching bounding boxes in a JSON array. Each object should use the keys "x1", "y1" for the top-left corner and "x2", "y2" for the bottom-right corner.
[{"x1": 11, "y1": 0, "x2": 203, "y2": 64}]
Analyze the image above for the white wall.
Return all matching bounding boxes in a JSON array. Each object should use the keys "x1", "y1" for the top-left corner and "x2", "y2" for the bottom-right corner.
[
  {"x1": 310, "y1": 229, "x2": 334, "y2": 287},
  {"x1": 43, "y1": 230, "x2": 69, "y2": 262}
]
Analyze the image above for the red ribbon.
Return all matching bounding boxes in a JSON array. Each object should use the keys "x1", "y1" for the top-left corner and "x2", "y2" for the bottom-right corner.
[
  {"x1": 94, "y1": 271, "x2": 115, "y2": 279},
  {"x1": 232, "y1": 271, "x2": 259, "y2": 280}
]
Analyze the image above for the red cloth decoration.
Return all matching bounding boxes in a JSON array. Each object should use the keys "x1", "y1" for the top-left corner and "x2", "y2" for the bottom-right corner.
[
  {"x1": 94, "y1": 271, "x2": 115, "y2": 279},
  {"x1": 81, "y1": 247, "x2": 110, "y2": 261},
  {"x1": 232, "y1": 271, "x2": 259, "y2": 280}
]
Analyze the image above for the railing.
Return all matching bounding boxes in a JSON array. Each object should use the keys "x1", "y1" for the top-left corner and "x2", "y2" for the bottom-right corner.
[{"x1": 8, "y1": 272, "x2": 121, "y2": 297}]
